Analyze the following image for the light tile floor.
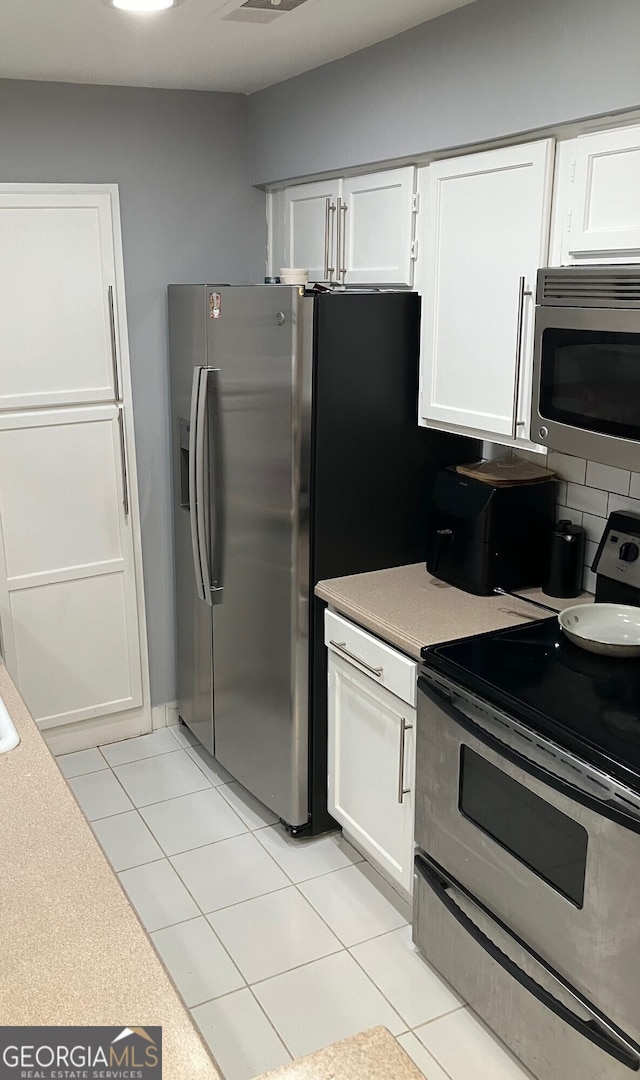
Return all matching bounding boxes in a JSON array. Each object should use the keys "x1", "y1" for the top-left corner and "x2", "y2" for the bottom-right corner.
[{"x1": 60, "y1": 725, "x2": 535, "y2": 1080}]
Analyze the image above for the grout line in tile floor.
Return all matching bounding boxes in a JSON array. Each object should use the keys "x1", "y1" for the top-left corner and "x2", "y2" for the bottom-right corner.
[{"x1": 59, "y1": 727, "x2": 532, "y2": 1080}]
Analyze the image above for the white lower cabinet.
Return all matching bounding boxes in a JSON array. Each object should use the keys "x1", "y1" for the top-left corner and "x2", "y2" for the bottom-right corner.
[{"x1": 325, "y1": 609, "x2": 417, "y2": 898}]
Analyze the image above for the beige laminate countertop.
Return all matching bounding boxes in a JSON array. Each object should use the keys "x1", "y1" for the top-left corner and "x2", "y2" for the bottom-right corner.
[
  {"x1": 0, "y1": 662, "x2": 221, "y2": 1080},
  {"x1": 258, "y1": 1027, "x2": 426, "y2": 1080},
  {"x1": 316, "y1": 563, "x2": 592, "y2": 657}
]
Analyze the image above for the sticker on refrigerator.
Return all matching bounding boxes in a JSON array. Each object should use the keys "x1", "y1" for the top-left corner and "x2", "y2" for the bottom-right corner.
[{"x1": 209, "y1": 292, "x2": 222, "y2": 319}]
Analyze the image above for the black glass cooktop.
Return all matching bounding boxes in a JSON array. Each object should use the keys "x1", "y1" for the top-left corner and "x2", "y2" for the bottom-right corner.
[{"x1": 422, "y1": 616, "x2": 640, "y2": 794}]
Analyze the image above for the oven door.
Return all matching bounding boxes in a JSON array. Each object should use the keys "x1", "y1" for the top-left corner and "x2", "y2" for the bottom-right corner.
[
  {"x1": 415, "y1": 672, "x2": 640, "y2": 1045},
  {"x1": 530, "y1": 304, "x2": 640, "y2": 469}
]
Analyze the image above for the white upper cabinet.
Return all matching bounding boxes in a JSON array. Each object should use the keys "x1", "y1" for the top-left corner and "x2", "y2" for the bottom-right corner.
[
  {"x1": 557, "y1": 125, "x2": 640, "y2": 264},
  {"x1": 417, "y1": 140, "x2": 554, "y2": 447},
  {"x1": 341, "y1": 168, "x2": 415, "y2": 286},
  {"x1": 0, "y1": 191, "x2": 120, "y2": 410},
  {"x1": 282, "y1": 179, "x2": 341, "y2": 282},
  {"x1": 276, "y1": 166, "x2": 416, "y2": 286}
]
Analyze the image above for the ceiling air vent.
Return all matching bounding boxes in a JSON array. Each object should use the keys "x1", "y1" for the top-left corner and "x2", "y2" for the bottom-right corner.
[
  {"x1": 538, "y1": 267, "x2": 640, "y2": 308},
  {"x1": 223, "y1": 0, "x2": 311, "y2": 22}
]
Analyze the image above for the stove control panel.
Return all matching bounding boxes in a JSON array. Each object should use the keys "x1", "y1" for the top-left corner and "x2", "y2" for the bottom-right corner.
[{"x1": 592, "y1": 510, "x2": 640, "y2": 594}]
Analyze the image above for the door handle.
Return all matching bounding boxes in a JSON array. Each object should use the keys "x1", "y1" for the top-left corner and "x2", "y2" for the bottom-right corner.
[
  {"x1": 397, "y1": 717, "x2": 413, "y2": 804},
  {"x1": 336, "y1": 198, "x2": 348, "y2": 285},
  {"x1": 195, "y1": 368, "x2": 214, "y2": 608},
  {"x1": 108, "y1": 285, "x2": 122, "y2": 404},
  {"x1": 324, "y1": 197, "x2": 336, "y2": 281},
  {"x1": 117, "y1": 406, "x2": 130, "y2": 518},
  {"x1": 205, "y1": 367, "x2": 225, "y2": 605},
  {"x1": 189, "y1": 367, "x2": 205, "y2": 601},
  {"x1": 511, "y1": 276, "x2": 533, "y2": 437}
]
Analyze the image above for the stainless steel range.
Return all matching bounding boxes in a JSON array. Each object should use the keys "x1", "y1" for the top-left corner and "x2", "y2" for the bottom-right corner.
[{"x1": 413, "y1": 615, "x2": 640, "y2": 1080}]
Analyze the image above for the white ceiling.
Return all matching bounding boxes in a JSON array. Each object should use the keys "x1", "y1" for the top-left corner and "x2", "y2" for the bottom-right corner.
[{"x1": 0, "y1": 0, "x2": 476, "y2": 94}]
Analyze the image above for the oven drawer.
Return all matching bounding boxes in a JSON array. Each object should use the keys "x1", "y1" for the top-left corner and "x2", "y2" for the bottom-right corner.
[
  {"x1": 415, "y1": 673, "x2": 640, "y2": 1043},
  {"x1": 324, "y1": 609, "x2": 417, "y2": 706},
  {"x1": 413, "y1": 854, "x2": 640, "y2": 1080}
]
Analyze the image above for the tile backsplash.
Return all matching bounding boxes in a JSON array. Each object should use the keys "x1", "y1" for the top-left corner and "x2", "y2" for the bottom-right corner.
[{"x1": 546, "y1": 450, "x2": 640, "y2": 594}]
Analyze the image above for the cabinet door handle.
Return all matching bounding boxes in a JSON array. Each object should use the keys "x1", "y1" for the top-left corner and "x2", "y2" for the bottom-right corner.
[
  {"x1": 117, "y1": 406, "x2": 130, "y2": 518},
  {"x1": 336, "y1": 198, "x2": 348, "y2": 284},
  {"x1": 329, "y1": 639, "x2": 383, "y2": 677},
  {"x1": 108, "y1": 285, "x2": 122, "y2": 404},
  {"x1": 397, "y1": 717, "x2": 413, "y2": 804},
  {"x1": 511, "y1": 275, "x2": 533, "y2": 438},
  {"x1": 324, "y1": 198, "x2": 336, "y2": 280}
]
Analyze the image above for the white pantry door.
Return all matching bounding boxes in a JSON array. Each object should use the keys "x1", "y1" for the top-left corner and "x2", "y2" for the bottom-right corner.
[
  {"x1": 0, "y1": 405, "x2": 143, "y2": 730},
  {"x1": 0, "y1": 190, "x2": 120, "y2": 410}
]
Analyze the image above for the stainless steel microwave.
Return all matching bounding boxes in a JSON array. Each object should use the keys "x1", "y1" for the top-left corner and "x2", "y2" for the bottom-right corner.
[{"x1": 530, "y1": 266, "x2": 640, "y2": 470}]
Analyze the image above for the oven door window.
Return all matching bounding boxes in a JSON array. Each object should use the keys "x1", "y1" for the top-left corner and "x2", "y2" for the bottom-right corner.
[
  {"x1": 459, "y1": 746, "x2": 588, "y2": 907},
  {"x1": 539, "y1": 327, "x2": 640, "y2": 440}
]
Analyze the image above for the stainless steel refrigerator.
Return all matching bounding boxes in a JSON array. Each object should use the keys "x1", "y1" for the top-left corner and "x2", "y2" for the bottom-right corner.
[{"x1": 168, "y1": 285, "x2": 474, "y2": 834}]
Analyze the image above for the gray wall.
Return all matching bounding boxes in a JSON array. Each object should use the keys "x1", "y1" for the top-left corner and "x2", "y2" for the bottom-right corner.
[
  {"x1": 249, "y1": 0, "x2": 640, "y2": 185},
  {"x1": 0, "y1": 79, "x2": 266, "y2": 707}
]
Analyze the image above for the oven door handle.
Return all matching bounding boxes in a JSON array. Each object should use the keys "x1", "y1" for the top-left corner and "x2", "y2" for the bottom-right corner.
[
  {"x1": 418, "y1": 675, "x2": 640, "y2": 835},
  {"x1": 415, "y1": 853, "x2": 640, "y2": 1071}
]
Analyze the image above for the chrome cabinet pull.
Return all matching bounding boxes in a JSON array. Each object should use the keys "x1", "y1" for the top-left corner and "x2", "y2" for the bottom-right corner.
[
  {"x1": 336, "y1": 198, "x2": 348, "y2": 284},
  {"x1": 511, "y1": 275, "x2": 533, "y2": 437},
  {"x1": 329, "y1": 639, "x2": 383, "y2": 677},
  {"x1": 117, "y1": 406, "x2": 130, "y2": 518},
  {"x1": 397, "y1": 717, "x2": 413, "y2": 804},
  {"x1": 108, "y1": 285, "x2": 122, "y2": 403},
  {"x1": 325, "y1": 198, "x2": 337, "y2": 281},
  {"x1": 188, "y1": 368, "x2": 205, "y2": 601}
]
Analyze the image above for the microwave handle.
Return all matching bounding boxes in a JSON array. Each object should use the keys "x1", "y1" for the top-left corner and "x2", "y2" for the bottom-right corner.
[
  {"x1": 418, "y1": 675, "x2": 640, "y2": 834},
  {"x1": 414, "y1": 853, "x2": 640, "y2": 1071},
  {"x1": 511, "y1": 276, "x2": 533, "y2": 438}
]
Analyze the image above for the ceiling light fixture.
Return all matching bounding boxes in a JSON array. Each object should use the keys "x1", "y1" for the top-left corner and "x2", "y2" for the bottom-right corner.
[{"x1": 108, "y1": 0, "x2": 183, "y2": 12}]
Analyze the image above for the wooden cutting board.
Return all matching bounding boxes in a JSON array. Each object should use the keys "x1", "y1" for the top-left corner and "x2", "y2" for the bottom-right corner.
[{"x1": 456, "y1": 457, "x2": 556, "y2": 486}]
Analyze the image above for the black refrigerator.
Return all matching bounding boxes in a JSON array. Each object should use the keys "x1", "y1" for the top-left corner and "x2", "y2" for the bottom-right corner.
[{"x1": 168, "y1": 285, "x2": 476, "y2": 836}]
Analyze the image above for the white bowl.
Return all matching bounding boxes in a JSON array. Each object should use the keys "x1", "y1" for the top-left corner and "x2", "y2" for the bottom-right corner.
[
  {"x1": 558, "y1": 603, "x2": 640, "y2": 656},
  {"x1": 279, "y1": 268, "x2": 309, "y2": 285}
]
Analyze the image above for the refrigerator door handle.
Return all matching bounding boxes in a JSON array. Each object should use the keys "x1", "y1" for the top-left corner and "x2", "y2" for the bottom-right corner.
[
  {"x1": 205, "y1": 367, "x2": 225, "y2": 605},
  {"x1": 189, "y1": 367, "x2": 206, "y2": 601},
  {"x1": 195, "y1": 367, "x2": 215, "y2": 608}
]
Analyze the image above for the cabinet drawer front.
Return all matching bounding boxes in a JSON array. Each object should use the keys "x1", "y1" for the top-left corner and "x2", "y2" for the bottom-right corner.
[{"x1": 324, "y1": 608, "x2": 417, "y2": 705}]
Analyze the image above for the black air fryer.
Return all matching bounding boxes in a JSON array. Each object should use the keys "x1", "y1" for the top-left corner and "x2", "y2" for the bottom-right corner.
[{"x1": 426, "y1": 468, "x2": 556, "y2": 595}]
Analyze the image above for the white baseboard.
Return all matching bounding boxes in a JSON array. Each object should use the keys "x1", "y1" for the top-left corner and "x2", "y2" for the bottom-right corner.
[
  {"x1": 44, "y1": 704, "x2": 151, "y2": 757},
  {"x1": 151, "y1": 701, "x2": 179, "y2": 730},
  {"x1": 45, "y1": 700, "x2": 178, "y2": 756}
]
